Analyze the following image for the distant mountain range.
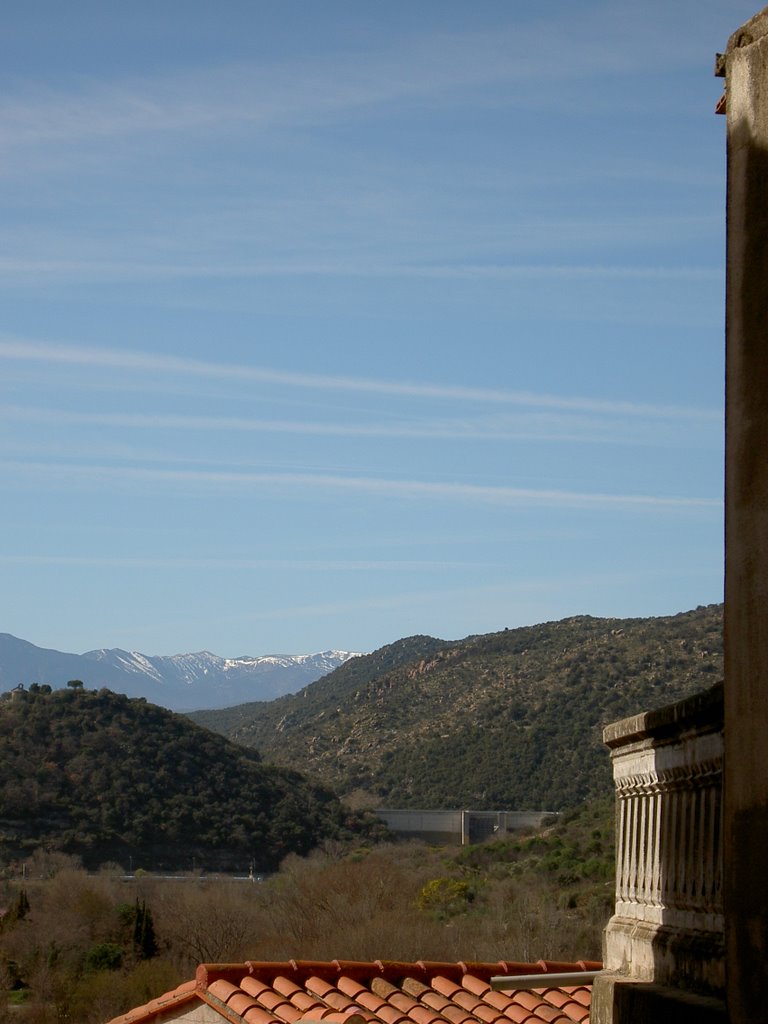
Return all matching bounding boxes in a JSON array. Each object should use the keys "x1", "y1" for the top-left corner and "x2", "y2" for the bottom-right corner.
[{"x1": 0, "y1": 634, "x2": 361, "y2": 710}]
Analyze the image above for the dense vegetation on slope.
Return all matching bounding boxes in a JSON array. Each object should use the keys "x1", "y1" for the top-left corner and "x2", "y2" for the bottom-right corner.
[
  {"x1": 0, "y1": 687, "x2": 375, "y2": 871},
  {"x1": 193, "y1": 606, "x2": 722, "y2": 809},
  {"x1": 191, "y1": 634, "x2": 452, "y2": 734}
]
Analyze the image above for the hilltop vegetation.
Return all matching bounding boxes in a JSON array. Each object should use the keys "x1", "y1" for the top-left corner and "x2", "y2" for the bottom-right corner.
[
  {"x1": 0, "y1": 687, "x2": 377, "y2": 871},
  {"x1": 192, "y1": 605, "x2": 723, "y2": 809},
  {"x1": 194, "y1": 634, "x2": 452, "y2": 734}
]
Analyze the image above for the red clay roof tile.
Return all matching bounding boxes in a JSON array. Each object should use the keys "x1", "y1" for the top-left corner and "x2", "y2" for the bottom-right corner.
[
  {"x1": 307, "y1": 977, "x2": 338, "y2": 999},
  {"x1": 452, "y1": 992, "x2": 483, "y2": 1012},
  {"x1": 492, "y1": 990, "x2": 572, "y2": 1024},
  {"x1": 316, "y1": 1013, "x2": 366, "y2": 1024},
  {"x1": 106, "y1": 959, "x2": 598, "y2": 1024},
  {"x1": 389, "y1": 993, "x2": 416, "y2": 1013},
  {"x1": 431, "y1": 977, "x2": 462, "y2": 999},
  {"x1": 406, "y1": 1006, "x2": 445, "y2": 1024},
  {"x1": 536, "y1": 992, "x2": 568, "y2": 1009},
  {"x1": 260, "y1": 991, "x2": 293, "y2": 1011},
  {"x1": 243, "y1": 1008, "x2": 281, "y2": 1024},
  {"x1": 410, "y1": 1004, "x2": 443, "y2": 1024},
  {"x1": 536, "y1": 990, "x2": 586, "y2": 1019},
  {"x1": 420, "y1": 993, "x2": 476, "y2": 1024},
  {"x1": 243, "y1": 978, "x2": 278, "y2": 999},
  {"x1": 273, "y1": 978, "x2": 304, "y2": 997},
  {"x1": 553, "y1": 1004, "x2": 587, "y2": 1024},
  {"x1": 507, "y1": 992, "x2": 546, "y2": 1014},
  {"x1": 370, "y1": 978, "x2": 399, "y2": 998},
  {"x1": 288, "y1": 993, "x2": 324, "y2": 1012},
  {"x1": 563, "y1": 988, "x2": 590, "y2": 1008},
  {"x1": 521, "y1": 1003, "x2": 565, "y2": 1024},
  {"x1": 372, "y1": 1004, "x2": 410, "y2": 1024},
  {"x1": 472, "y1": 1004, "x2": 503, "y2": 1024},
  {"x1": 229, "y1": 994, "x2": 263, "y2": 1016},
  {"x1": 418, "y1": 991, "x2": 453, "y2": 1012},
  {"x1": 461, "y1": 977, "x2": 490, "y2": 998},
  {"x1": 497, "y1": 1007, "x2": 536, "y2": 1024},
  {"x1": 400, "y1": 978, "x2": 430, "y2": 998},
  {"x1": 338, "y1": 977, "x2": 367, "y2": 998},
  {"x1": 355, "y1": 991, "x2": 389, "y2": 1012},
  {"x1": 482, "y1": 991, "x2": 517, "y2": 1013},
  {"x1": 442, "y1": 1009, "x2": 476, "y2": 1024},
  {"x1": 209, "y1": 979, "x2": 244, "y2": 1003}
]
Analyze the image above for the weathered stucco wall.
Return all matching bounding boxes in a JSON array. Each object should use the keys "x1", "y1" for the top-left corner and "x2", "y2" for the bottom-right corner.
[{"x1": 723, "y1": 8, "x2": 768, "y2": 1023}]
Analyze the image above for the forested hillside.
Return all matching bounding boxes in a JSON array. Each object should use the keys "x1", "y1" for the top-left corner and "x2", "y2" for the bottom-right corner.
[
  {"x1": 0, "y1": 686, "x2": 375, "y2": 871},
  {"x1": 192, "y1": 606, "x2": 722, "y2": 809}
]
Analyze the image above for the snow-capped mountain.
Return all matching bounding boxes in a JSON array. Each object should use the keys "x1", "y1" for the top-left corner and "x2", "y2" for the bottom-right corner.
[{"x1": 0, "y1": 633, "x2": 361, "y2": 710}]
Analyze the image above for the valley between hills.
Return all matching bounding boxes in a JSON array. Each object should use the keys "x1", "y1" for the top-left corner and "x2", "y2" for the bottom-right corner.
[
  {"x1": 190, "y1": 603, "x2": 723, "y2": 810},
  {"x1": 0, "y1": 604, "x2": 722, "y2": 871}
]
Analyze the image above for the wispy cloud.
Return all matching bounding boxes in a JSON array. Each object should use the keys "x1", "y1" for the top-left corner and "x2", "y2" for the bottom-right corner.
[
  {"x1": 0, "y1": 236, "x2": 729, "y2": 288},
  {"x1": 0, "y1": 339, "x2": 720, "y2": 421},
  {"x1": 0, "y1": 402, "x2": 719, "y2": 450},
  {"x1": 400, "y1": 264, "x2": 720, "y2": 282},
  {"x1": 2, "y1": 458, "x2": 721, "y2": 511},
  {"x1": 0, "y1": 16, "x2": 660, "y2": 154},
  {"x1": 0, "y1": 0, "x2": 733, "y2": 204},
  {"x1": 0, "y1": 256, "x2": 722, "y2": 287},
  {"x1": 0, "y1": 554, "x2": 480, "y2": 571}
]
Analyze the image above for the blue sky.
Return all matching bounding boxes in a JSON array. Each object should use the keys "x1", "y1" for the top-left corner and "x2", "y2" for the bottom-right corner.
[{"x1": 0, "y1": 1, "x2": 750, "y2": 658}]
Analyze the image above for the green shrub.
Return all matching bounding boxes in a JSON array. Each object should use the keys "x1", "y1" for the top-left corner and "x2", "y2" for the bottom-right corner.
[
  {"x1": 417, "y1": 878, "x2": 473, "y2": 917},
  {"x1": 85, "y1": 942, "x2": 123, "y2": 973}
]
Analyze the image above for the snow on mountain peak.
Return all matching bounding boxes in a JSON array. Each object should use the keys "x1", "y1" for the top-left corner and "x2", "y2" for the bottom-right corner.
[{"x1": 6, "y1": 636, "x2": 364, "y2": 711}]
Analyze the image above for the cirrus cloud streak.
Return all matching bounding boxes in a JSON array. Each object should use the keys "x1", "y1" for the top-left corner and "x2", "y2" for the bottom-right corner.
[
  {"x1": 1, "y1": 458, "x2": 721, "y2": 511},
  {"x1": 0, "y1": 338, "x2": 720, "y2": 421}
]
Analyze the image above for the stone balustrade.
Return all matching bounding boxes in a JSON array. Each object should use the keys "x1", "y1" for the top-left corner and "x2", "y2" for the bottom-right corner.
[{"x1": 600, "y1": 682, "x2": 724, "y2": 998}]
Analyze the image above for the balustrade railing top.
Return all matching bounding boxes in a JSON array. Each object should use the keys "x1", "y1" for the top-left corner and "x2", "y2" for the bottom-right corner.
[{"x1": 601, "y1": 682, "x2": 724, "y2": 997}]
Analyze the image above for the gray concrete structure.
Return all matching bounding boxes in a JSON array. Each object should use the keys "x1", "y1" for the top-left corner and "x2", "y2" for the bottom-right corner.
[{"x1": 375, "y1": 809, "x2": 558, "y2": 846}]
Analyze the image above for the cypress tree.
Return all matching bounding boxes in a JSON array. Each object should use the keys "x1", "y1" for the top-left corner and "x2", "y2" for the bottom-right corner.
[{"x1": 132, "y1": 899, "x2": 158, "y2": 960}]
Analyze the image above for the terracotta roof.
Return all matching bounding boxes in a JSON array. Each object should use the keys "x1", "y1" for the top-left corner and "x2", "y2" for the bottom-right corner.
[{"x1": 106, "y1": 958, "x2": 601, "y2": 1024}]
